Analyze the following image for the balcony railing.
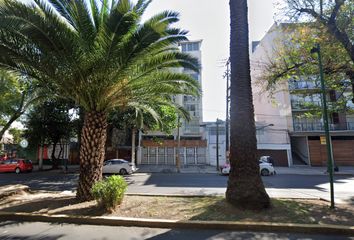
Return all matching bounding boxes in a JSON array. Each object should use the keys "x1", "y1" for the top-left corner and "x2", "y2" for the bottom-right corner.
[
  {"x1": 291, "y1": 100, "x2": 322, "y2": 110},
  {"x1": 293, "y1": 122, "x2": 354, "y2": 132},
  {"x1": 288, "y1": 80, "x2": 320, "y2": 90}
]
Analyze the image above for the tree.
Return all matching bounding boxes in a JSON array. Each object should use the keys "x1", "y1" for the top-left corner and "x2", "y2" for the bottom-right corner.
[
  {"x1": 108, "y1": 104, "x2": 183, "y2": 164},
  {"x1": 0, "y1": 0, "x2": 200, "y2": 201},
  {"x1": 262, "y1": 24, "x2": 353, "y2": 108},
  {"x1": 0, "y1": 69, "x2": 38, "y2": 141},
  {"x1": 24, "y1": 99, "x2": 75, "y2": 168},
  {"x1": 281, "y1": 0, "x2": 353, "y2": 60},
  {"x1": 226, "y1": 0, "x2": 270, "y2": 210},
  {"x1": 8, "y1": 127, "x2": 23, "y2": 144},
  {"x1": 280, "y1": 0, "x2": 353, "y2": 80}
]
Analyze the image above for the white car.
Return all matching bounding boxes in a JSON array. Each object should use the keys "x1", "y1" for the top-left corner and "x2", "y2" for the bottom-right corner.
[
  {"x1": 221, "y1": 161, "x2": 276, "y2": 176},
  {"x1": 102, "y1": 159, "x2": 136, "y2": 175}
]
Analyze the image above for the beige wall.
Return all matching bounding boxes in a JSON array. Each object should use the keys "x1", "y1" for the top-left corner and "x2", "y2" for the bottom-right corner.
[{"x1": 251, "y1": 24, "x2": 293, "y2": 146}]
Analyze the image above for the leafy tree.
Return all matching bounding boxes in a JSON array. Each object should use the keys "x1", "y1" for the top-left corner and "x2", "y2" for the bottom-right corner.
[
  {"x1": 278, "y1": 0, "x2": 353, "y2": 86},
  {"x1": 0, "y1": 69, "x2": 38, "y2": 140},
  {"x1": 108, "y1": 105, "x2": 183, "y2": 164},
  {"x1": 262, "y1": 24, "x2": 353, "y2": 113},
  {"x1": 8, "y1": 128, "x2": 23, "y2": 144},
  {"x1": 226, "y1": 0, "x2": 270, "y2": 210},
  {"x1": 24, "y1": 99, "x2": 75, "y2": 168},
  {"x1": 0, "y1": 0, "x2": 200, "y2": 201},
  {"x1": 281, "y1": 0, "x2": 353, "y2": 62}
]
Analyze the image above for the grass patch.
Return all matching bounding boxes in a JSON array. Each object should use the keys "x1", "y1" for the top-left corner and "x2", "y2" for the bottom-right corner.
[{"x1": 1, "y1": 192, "x2": 353, "y2": 226}]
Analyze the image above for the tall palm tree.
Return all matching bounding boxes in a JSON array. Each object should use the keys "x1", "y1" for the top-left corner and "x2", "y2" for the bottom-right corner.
[
  {"x1": 0, "y1": 0, "x2": 200, "y2": 201},
  {"x1": 226, "y1": 0, "x2": 270, "y2": 210}
]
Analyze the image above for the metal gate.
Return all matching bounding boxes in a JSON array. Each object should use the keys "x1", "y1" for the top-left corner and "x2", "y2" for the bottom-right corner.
[{"x1": 140, "y1": 146, "x2": 207, "y2": 165}]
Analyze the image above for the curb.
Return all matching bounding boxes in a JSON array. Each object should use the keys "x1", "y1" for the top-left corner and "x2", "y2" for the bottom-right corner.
[{"x1": 0, "y1": 211, "x2": 353, "y2": 236}]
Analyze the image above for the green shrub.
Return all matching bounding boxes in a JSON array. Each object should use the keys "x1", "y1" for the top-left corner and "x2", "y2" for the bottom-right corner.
[{"x1": 91, "y1": 175, "x2": 127, "y2": 211}]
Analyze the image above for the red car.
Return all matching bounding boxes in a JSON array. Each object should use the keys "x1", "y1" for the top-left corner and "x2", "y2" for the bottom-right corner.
[{"x1": 0, "y1": 159, "x2": 33, "y2": 174}]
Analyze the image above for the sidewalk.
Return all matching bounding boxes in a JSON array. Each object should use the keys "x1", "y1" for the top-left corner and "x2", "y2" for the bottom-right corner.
[
  {"x1": 276, "y1": 166, "x2": 354, "y2": 176},
  {"x1": 136, "y1": 164, "x2": 354, "y2": 176},
  {"x1": 31, "y1": 164, "x2": 354, "y2": 176}
]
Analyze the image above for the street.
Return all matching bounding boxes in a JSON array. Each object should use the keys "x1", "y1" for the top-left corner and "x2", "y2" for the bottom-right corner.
[
  {"x1": 0, "y1": 221, "x2": 353, "y2": 240},
  {"x1": 0, "y1": 171, "x2": 353, "y2": 204}
]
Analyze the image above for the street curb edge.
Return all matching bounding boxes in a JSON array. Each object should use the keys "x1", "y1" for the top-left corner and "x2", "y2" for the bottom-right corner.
[{"x1": 0, "y1": 211, "x2": 353, "y2": 236}]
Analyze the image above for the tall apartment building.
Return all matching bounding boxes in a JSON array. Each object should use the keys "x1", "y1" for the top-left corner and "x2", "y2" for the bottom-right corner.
[
  {"x1": 138, "y1": 40, "x2": 208, "y2": 166},
  {"x1": 251, "y1": 23, "x2": 354, "y2": 167}
]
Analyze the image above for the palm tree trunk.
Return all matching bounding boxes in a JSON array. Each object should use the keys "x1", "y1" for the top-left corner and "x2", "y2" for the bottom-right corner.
[
  {"x1": 226, "y1": 0, "x2": 270, "y2": 210},
  {"x1": 76, "y1": 111, "x2": 107, "y2": 201}
]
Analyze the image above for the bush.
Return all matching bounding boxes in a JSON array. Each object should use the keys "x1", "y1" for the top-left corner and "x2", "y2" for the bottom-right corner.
[{"x1": 91, "y1": 175, "x2": 127, "y2": 211}]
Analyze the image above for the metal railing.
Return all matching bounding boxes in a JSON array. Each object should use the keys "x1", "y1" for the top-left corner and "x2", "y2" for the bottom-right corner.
[
  {"x1": 291, "y1": 100, "x2": 322, "y2": 110},
  {"x1": 293, "y1": 121, "x2": 354, "y2": 132},
  {"x1": 288, "y1": 80, "x2": 320, "y2": 90}
]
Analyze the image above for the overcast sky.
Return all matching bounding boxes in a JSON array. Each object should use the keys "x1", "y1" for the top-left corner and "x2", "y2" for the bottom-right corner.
[{"x1": 143, "y1": 0, "x2": 279, "y2": 121}]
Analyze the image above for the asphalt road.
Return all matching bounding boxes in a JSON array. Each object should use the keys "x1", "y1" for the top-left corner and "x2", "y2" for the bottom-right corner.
[
  {"x1": 1, "y1": 221, "x2": 353, "y2": 240},
  {"x1": 0, "y1": 171, "x2": 353, "y2": 204}
]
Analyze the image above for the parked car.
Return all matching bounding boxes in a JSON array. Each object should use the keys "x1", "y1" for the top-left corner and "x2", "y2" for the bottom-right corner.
[
  {"x1": 221, "y1": 160, "x2": 276, "y2": 176},
  {"x1": 259, "y1": 156, "x2": 274, "y2": 165},
  {"x1": 102, "y1": 159, "x2": 136, "y2": 175},
  {"x1": 0, "y1": 158, "x2": 33, "y2": 174}
]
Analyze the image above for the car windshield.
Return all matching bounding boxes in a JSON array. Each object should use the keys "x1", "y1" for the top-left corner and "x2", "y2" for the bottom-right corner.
[{"x1": 24, "y1": 160, "x2": 31, "y2": 164}]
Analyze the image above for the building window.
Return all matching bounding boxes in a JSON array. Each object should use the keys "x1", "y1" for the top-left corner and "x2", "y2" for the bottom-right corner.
[
  {"x1": 181, "y1": 42, "x2": 199, "y2": 52},
  {"x1": 329, "y1": 90, "x2": 337, "y2": 101},
  {"x1": 190, "y1": 73, "x2": 199, "y2": 81},
  {"x1": 332, "y1": 112, "x2": 339, "y2": 124}
]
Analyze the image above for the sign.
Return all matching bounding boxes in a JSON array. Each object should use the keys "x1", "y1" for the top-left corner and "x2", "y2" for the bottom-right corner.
[
  {"x1": 320, "y1": 136, "x2": 326, "y2": 145},
  {"x1": 20, "y1": 139, "x2": 28, "y2": 148}
]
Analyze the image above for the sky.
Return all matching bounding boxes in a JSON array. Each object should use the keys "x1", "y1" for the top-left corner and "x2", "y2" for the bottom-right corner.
[
  {"x1": 143, "y1": 0, "x2": 279, "y2": 122},
  {"x1": 19, "y1": 0, "x2": 279, "y2": 123}
]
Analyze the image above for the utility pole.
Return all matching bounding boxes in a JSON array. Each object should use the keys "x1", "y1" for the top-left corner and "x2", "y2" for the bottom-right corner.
[
  {"x1": 216, "y1": 118, "x2": 220, "y2": 171},
  {"x1": 224, "y1": 59, "x2": 230, "y2": 161},
  {"x1": 311, "y1": 44, "x2": 335, "y2": 209},
  {"x1": 175, "y1": 116, "x2": 181, "y2": 173},
  {"x1": 225, "y1": 59, "x2": 230, "y2": 155}
]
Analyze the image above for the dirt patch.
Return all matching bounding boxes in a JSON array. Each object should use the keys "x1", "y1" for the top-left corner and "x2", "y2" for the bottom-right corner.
[{"x1": 0, "y1": 192, "x2": 353, "y2": 226}]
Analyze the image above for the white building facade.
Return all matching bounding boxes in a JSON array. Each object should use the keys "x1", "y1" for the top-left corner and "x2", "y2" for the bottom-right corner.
[{"x1": 138, "y1": 40, "x2": 208, "y2": 166}]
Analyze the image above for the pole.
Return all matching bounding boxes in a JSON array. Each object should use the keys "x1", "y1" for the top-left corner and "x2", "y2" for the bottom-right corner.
[
  {"x1": 312, "y1": 43, "x2": 335, "y2": 208},
  {"x1": 216, "y1": 118, "x2": 220, "y2": 171},
  {"x1": 225, "y1": 59, "x2": 230, "y2": 157},
  {"x1": 176, "y1": 116, "x2": 181, "y2": 173}
]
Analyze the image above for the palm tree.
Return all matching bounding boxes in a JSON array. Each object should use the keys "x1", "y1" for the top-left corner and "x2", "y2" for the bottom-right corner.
[
  {"x1": 226, "y1": 0, "x2": 270, "y2": 210},
  {"x1": 0, "y1": 0, "x2": 200, "y2": 201}
]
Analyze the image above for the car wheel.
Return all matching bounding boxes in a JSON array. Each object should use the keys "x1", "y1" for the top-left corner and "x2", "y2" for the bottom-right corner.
[
  {"x1": 261, "y1": 168, "x2": 270, "y2": 176},
  {"x1": 119, "y1": 168, "x2": 128, "y2": 175},
  {"x1": 15, "y1": 168, "x2": 21, "y2": 174}
]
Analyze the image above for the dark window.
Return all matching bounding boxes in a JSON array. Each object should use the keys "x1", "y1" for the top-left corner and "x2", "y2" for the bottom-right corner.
[
  {"x1": 329, "y1": 90, "x2": 336, "y2": 101},
  {"x1": 3, "y1": 160, "x2": 11, "y2": 164},
  {"x1": 332, "y1": 112, "x2": 339, "y2": 124},
  {"x1": 112, "y1": 161, "x2": 122, "y2": 165}
]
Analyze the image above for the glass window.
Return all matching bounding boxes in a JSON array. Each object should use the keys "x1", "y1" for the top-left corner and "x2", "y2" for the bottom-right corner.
[
  {"x1": 181, "y1": 44, "x2": 187, "y2": 52},
  {"x1": 181, "y1": 43, "x2": 199, "y2": 52},
  {"x1": 190, "y1": 73, "x2": 199, "y2": 81}
]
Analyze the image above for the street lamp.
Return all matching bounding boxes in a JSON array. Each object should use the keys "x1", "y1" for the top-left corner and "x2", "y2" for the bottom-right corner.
[
  {"x1": 311, "y1": 43, "x2": 335, "y2": 209},
  {"x1": 256, "y1": 123, "x2": 274, "y2": 131}
]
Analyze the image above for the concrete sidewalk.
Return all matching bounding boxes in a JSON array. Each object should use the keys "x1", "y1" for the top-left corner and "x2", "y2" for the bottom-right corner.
[
  {"x1": 136, "y1": 164, "x2": 354, "y2": 176},
  {"x1": 31, "y1": 164, "x2": 354, "y2": 176}
]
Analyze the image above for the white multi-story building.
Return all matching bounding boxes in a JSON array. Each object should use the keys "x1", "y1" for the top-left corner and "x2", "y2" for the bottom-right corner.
[
  {"x1": 138, "y1": 40, "x2": 208, "y2": 166},
  {"x1": 251, "y1": 23, "x2": 354, "y2": 167}
]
